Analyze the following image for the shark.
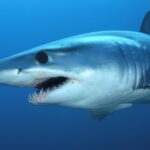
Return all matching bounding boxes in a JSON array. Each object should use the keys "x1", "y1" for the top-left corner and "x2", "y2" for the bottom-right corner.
[{"x1": 0, "y1": 11, "x2": 150, "y2": 119}]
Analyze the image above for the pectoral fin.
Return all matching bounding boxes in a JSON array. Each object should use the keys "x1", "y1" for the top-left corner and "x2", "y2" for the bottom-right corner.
[{"x1": 90, "y1": 104, "x2": 133, "y2": 120}]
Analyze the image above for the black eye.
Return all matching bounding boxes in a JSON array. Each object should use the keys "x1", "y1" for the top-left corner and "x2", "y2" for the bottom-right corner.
[{"x1": 35, "y1": 51, "x2": 49, "y2": 64}]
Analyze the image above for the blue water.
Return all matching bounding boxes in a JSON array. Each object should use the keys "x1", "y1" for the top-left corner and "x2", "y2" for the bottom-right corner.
[{"x1": 0, "y1": 0, "x2": 150, "y2": 150}]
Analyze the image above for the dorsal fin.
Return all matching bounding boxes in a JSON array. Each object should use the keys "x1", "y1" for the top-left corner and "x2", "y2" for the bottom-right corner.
[{"x1": 140, "y1": 10, "x2": 150, "y2": 35}]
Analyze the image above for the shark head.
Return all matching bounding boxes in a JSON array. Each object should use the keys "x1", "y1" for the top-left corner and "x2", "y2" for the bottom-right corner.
[
  {"x1": 1, "y1": 10, "x2": 150, "y2": 120},
  {"x1": 0, "y1": 34, "x2": 128, "y2": 109}
]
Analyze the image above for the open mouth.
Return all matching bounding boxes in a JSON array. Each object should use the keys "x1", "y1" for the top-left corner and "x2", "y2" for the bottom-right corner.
[
  {"x1": 36, "y1": 77, "x2": 69, "y2": 91},
  {"x1": 29, "y1": 76, "x2": 70, "y2": 103}
]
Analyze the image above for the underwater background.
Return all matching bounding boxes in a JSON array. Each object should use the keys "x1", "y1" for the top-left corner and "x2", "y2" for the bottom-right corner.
[{"x1": 0, "y1": 0, "x2": 150, "y2": 150}]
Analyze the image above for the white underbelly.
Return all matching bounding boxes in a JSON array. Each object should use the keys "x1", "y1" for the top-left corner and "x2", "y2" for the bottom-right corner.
[{"x1": 69, "y1": 89, "x2": 150, "y2": 109}]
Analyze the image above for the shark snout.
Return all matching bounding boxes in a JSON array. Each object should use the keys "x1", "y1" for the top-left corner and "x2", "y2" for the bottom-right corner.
[
  {"x1": 0, "y1": 68, "x2": 25, "y2": 86},
  {"x1": 0, "y1": 51, "x2": 37, "y2": 87},
  {"x1": 18, "y1": 68, "x2": 23, "y2": 74}
]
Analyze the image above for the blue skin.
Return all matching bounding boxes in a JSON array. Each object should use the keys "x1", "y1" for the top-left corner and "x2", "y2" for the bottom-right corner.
[
  {"x1": 0, "y1": 31, "x2": 150, "y2": 90},
  {"x1": 0, "y1": 31, "x2": 150, "y2": 119},
  {"x1": 1, "y1": 10, "x2": 150, "y2": 119}
]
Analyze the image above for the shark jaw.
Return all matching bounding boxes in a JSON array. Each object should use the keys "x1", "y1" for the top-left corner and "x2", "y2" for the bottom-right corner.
[
  {"x1": 28, "y1": 76, "x2": 72, "y2": 104},
  {"x1": 0, "y1": 67, "x2": 83, "y2": 105},
  {"x1": 0, "y1": 66, "x2": 126, "y2": 109},
  {"x1": 18, "y1": 67, "x2": 85, "y2": 105}
]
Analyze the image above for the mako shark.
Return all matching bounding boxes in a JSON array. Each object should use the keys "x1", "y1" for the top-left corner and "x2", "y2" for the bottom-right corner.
[{"x1": 0, "y1": 11, "x2": 150, "y2": 119}]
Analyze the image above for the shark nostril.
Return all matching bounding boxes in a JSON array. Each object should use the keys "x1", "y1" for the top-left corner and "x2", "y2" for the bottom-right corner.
[{"x1": 17, "y1": 68, "x2": 22, "y2": 74}]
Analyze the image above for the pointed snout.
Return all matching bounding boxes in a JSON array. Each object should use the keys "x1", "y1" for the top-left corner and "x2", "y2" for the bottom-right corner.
[
  {"x1": 0, "y1": 55, "x2": 51, "y2": 88},
  {"x1": 0, "y1": 54, "x2": 33, "y2": 87}
]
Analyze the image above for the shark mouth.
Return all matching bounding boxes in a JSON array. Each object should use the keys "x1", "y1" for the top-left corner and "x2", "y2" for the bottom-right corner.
[
  {"x1": 29, "y1": 77, "x2": 70, "y2": 103},
  {"x1": 36, "y1": 77, "x2": 69, "y2": 90}
]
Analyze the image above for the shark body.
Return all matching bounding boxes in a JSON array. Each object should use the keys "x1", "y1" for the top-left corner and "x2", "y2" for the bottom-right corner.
[{"x1": 1, "y1": 11, "x2": 150, "y2": 119}]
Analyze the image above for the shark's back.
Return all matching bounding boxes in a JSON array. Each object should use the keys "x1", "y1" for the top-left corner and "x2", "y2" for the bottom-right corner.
[{"x1": 41, "y1": 31, "x2": 150, "y2": 51}]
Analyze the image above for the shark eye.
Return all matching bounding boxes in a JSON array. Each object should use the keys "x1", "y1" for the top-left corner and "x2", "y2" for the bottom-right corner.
[{"x1": 35, "y1": 52, "x2": 49, "y2": 64}]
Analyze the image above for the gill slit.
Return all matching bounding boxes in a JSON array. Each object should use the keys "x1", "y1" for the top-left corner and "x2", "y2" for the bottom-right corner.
[{"x1": 119, "y1": 46, "x2": 130, "y2": 86}]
